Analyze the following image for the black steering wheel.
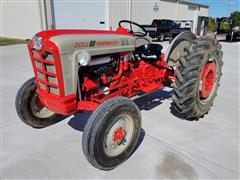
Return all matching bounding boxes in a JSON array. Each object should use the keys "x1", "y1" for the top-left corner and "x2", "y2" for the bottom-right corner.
[{"x1": 119, "y1": 20, "x2": 147, "y2": 37}]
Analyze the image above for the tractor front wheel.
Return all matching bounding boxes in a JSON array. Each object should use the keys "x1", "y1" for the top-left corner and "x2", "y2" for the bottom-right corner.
[
  {"x1": 15, "y1": 77, "x2": 65, "y2": 128},
  {"x1": 82, "y1": 96, "x2": 142, "y2": 170},
  {"x1": 172, "y1": 37, "x2": 223, "y2": 120}
]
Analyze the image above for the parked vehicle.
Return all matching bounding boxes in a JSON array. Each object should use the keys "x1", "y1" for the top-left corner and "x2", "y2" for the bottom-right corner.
[
  {"x1": 216, "y1": 17, "x2": 240, "y2": 41},
  {"x1": 175, "y1": 20, "x2": 193, "y2": 29},
  {"x1": 15, "y1": 20, "x2": 223, "y2": 171},
  {"x1": 142, "y1": 19, "x2": 191, "y2": 41}
]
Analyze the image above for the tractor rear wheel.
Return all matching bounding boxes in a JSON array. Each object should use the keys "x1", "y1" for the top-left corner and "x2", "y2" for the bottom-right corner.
[
  {"x1": 172, "y1": 37, "x2": 223, "y2": 120},
  {"x1": 15, "y1": 77, "x2": 65, "y2": 128},
  {"x1": 82, "y1": 96, "x2": 141, "y2": 170}
]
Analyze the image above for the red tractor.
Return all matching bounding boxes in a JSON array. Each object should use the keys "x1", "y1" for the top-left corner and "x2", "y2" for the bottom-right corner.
[{"x1": 15, "y1": 20, "x2": 223, "y2": 170}]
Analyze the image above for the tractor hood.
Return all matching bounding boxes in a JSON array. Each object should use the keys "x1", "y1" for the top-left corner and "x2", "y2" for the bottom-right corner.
[
  {"x1": 30, "y1": 28, "x2": 150, "y2": 97},
  {"x1": 37, "y1": 28, "x2": 136, "y2": 56}
]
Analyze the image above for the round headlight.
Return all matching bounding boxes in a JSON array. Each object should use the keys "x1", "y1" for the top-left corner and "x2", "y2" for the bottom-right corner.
[
  {"x1": 32, "y1": 35, "x2": 42, "y2": 50},
  {"x1": 76, "y1": 51, "x2": 91, "y2": 66}
]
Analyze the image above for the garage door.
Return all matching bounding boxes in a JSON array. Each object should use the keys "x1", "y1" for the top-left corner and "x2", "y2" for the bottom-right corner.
[{"x1": 53, "y1": 0, "x2": 107, "y2": 30}]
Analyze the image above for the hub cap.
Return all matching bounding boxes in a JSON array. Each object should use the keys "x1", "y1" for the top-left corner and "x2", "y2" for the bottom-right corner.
[
  {"x1": 199, "y1": 61, "x2": 216, "y2": 99},
  {"x1": 103, "y1": 114, "x2": 134, "y2": 157},
  {"x1": 30, "y1": 94, "x2": 55, "y2": 118}
]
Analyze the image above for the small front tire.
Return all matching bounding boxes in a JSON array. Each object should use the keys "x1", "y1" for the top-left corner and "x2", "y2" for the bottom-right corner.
[
  {"x1": 15, "y1": 77, "x2": 65, "y2": 128},
  {"x1": 82, "y1": 96, "x2": 142, "y2": 170}
]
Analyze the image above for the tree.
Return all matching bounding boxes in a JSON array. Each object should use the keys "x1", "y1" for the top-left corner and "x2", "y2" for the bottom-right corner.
[
  {"x1": 207, "y1": 17, "x2": 216, "y2": 32},
  {"x1": 220, "y1": 22, "x2": 230, "y2": 30},
  {"x1": 230, "y1": 11, "x2": 240, "y2": 26}
]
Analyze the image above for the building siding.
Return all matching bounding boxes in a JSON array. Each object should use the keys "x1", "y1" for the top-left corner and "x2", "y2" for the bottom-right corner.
[
  {"x1": 109, "y1": 0, "x2": 131, "y2": 30},
  {"x1": 2, "y1": 1, "x2": 45, "y2": 39},
  {"x1": 175, "y1": 2, "x2": 188, "y2": 20},
  {"x1": 132, "y1": 0, "x2": 156, "y2": 24}
]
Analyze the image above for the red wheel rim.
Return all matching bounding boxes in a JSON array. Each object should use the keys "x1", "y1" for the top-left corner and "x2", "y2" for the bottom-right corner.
[
  {"x1": 112, "y1": 127, "x2": 125, "y2": 143},
  {"x1": 104, "y1": 114, "x2": 134, "y2": 157},
  {"x1": 199, "y1": 62, "x2": 216, "y2": 99}
]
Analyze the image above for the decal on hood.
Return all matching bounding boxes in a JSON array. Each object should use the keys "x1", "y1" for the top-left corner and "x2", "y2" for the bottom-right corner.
[{"x1": 74, "y1": 39, "x2": 130, "y2": 49}]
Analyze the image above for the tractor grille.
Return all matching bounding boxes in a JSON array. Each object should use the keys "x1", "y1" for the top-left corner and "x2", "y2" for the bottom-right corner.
[{"x1": 32, "y1": 50, "x2": 60, "y2": 96}]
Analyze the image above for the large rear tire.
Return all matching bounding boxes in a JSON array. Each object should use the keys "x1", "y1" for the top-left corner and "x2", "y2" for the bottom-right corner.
[
  {"x1": 15, "y1": 77, "x2": 65, "y2": 128},
  {"x1": 82, "y1": 96, "x2": 142, "y2": 170},
  {"x1": 172, "y1": 37, "x2": 223, "y2": 120}
]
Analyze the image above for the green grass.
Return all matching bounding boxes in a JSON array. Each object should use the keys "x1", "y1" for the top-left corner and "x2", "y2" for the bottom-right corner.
[{"x1": 0, "y1": 37, "x2": 27, "y2": 46}]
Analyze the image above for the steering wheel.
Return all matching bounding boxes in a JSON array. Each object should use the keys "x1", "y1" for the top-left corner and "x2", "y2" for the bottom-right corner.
[{"x1": 119, "y1": 20, "x2": 147, "y2": 37}]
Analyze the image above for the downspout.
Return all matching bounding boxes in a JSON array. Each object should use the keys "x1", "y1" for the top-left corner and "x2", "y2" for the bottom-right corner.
[
  {"x1": 43, "y1": 0, "x2": 49, "y2": 30},
  {"x1": 43, "y1": 0, "x2": 55, "y2": 30},
  {"x1": 50, "y1": 0, "x2": 56, "y2": 29}
]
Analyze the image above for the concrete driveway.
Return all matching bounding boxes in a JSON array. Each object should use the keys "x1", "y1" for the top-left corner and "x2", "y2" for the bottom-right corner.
[{"x1": 1, "y1": 41, "x2": 239, "y2": 179}]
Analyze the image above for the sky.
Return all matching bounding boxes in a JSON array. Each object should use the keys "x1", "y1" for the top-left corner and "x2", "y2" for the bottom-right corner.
[{"x1": 192, "y1": 0, "x2": 240, "y2": 18}]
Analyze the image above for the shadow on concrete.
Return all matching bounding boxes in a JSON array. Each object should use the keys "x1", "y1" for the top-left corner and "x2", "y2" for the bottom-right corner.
[
  {"x1": 134, "y1": 88, "x2": 173, "y2": 111},
  {"x1": 134, "y1": 88, "x2": 192, "y2": 120},
  {"x1": 68, "y1": 111, "x2": 92, "y2": 132},
  {"x1": 37, "y1": 115, "x2": 69, "y2": 129},
  {"x1": 132, "y1": 128, "x2": 145, "y2": 154},
  {"x1": 132, "y1": 88, "x2": 185, "y2": 153}
]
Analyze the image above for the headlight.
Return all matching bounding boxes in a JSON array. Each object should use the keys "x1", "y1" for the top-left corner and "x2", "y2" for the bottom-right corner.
[
  {"x1": 76, "y1": 51, "x2": 91, "y2": 66},
  {"x1": 32, "y1": 34, "x2": 42, "y2": 50}
]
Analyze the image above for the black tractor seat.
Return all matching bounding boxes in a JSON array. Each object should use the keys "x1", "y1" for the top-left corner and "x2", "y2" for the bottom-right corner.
[{"x1": 135, "y1": 43, "x2": 163, "y2": 60}]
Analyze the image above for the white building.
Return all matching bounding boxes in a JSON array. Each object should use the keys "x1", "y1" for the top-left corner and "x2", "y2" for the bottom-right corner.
[{"x1": 2, "y1": 0, "x2": 208, "y2": 39}]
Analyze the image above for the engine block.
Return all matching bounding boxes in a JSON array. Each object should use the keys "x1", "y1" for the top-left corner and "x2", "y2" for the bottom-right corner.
[{"x1": 79, "y1": 54, "x2": 174, "y2": 108}]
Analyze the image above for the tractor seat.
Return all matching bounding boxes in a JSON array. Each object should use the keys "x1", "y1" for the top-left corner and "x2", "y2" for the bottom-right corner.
[{"x1": 135, "y1": 44, "x2": 163, "y2": 60}]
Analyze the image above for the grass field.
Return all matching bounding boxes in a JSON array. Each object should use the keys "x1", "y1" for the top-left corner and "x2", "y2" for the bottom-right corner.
[{"x1": 0, "y1": 37, "x2": 27, "y2": 46}]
